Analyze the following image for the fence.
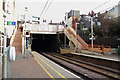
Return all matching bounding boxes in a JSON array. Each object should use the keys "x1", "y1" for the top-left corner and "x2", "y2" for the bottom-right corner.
[{"x1": 88, "y1": 44, "x2": 111, "y2": 54}]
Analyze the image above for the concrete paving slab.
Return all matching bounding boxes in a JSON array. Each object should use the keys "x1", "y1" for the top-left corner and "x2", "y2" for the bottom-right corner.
[
  {"x1": 32, "y1": 51, "x2": 81, "y2": 79},
  {"x1": 10, "y1": 52, "x2": 50, "y2": 78}
]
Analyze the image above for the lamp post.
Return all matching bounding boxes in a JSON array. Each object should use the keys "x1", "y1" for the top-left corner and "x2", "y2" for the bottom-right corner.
[
  {"x1": 89, "y1": 11, "x2": 96, "y2": 53},
  {"x1": 64, "y1": 12, "x2": 68, "y2": 48},
  {"x1": 24, "y1": 7, "x2": 28, "y2": 57},
  {"x1": 64, "y1": 24, "x2": 66, "y2": 48},
  {"x1": 2, "y1": 0, "x2": 8, "y2": 78},
  {"x1": 75, "y1": 22, "x2": 79, "y2": 52},
  {"x1": 2, "y1": 9, "x2": 7, "y2": 79},
  {"x1": 91, "y1": 16, "x2": 94, "y2": 53}
]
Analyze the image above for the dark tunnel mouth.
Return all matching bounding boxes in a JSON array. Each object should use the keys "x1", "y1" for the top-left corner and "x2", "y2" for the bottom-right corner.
[{"x1": 31, "y1": 34, "x2": 60, "y2": 53}]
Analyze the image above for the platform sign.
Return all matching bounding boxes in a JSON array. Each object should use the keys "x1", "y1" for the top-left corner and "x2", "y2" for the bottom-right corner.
[
  {"x1": 21, "y1": 35, "x2": 30, "y2": 37},
  {"x1": 12, "y1": 22, "x2": 16, "y2": 25},
  {"x1": 7, "y1": 21, "x2": 12, "y2": 25},
  {"x1": 7, "y1": 21, "x2": 16, "y2": 25}
]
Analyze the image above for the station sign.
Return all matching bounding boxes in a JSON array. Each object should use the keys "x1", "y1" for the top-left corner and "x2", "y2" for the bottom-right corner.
[
  {"x1": 7, "y1": 21, "x2": 16, "y2": 25},
  {"x1": 21, "y1": 35, "x2": 30, "y2": 37}
]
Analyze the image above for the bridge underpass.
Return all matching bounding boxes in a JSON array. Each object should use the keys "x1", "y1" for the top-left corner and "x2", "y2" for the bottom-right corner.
[{"x1": 31, "y1": 34, "x2": 61, "y2": 53}]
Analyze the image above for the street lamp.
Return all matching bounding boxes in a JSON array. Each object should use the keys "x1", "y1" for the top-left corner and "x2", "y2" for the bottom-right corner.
[
  {"x1": 64, "y1": 24, "x2": 67, "y2": 48},
  {"x1": 64, "y1": 12, "x2": 68, "y2": 48},
  {"x1": 89, "y1": 11, "x2": 96, "y2": 53},
  {"x1": 91, "y1": 16, "x2": 94, "y2": 53},
  {"x1": 24, "y1": 7, "x2": 28, "y2": 57},
  {"x1": 75, "y1": 22, "x2": 79, "y2": 52},
  {"x1": 2, "y1": 0, "x2": 10, "y2": 78}
]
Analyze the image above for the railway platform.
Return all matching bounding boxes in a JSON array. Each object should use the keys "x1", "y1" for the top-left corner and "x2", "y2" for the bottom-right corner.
[
  {"x1": 10, "y1": 50, "x2": 51, "y2": 78},
  {"x1": 9, "y1": 50, "x2": 80, "y2": 79},
  {"x1": 71, "y1": 52, "x2": 120, "y2": 62}
]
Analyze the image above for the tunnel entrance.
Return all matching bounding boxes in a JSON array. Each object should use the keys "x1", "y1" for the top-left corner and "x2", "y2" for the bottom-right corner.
[{"x1": 31, "y1": 34, "x2": 60, "y2": 52}]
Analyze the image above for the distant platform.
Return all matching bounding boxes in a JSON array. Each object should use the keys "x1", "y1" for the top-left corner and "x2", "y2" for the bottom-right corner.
[
  {"x1": 71, "y1": 52, "x2": 120, "y2": 62},
  {"x1": 60, "y1": 48, "x2": 75, "y2": 54}
]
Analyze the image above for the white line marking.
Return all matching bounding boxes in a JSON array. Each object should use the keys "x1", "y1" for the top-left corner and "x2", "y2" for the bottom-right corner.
[{"x1": 36, "y1": 52, "x2": 82, "y2": 79}]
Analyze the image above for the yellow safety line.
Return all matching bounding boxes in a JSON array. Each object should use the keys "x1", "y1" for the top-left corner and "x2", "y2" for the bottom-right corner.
[
  {"x1": 34, "y1": 57, "x2": 55, "y2": 80},
  {"x1": 33, "y1": 52, "x2": 67, "y2": 80}
]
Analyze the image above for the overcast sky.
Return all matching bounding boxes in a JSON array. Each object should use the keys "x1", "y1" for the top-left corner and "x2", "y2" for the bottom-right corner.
[{"x1": 11, "y1": 0, "x2": 120, "y2": 23}]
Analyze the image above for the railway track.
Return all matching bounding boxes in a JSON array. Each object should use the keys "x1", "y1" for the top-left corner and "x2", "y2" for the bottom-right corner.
[{"x1": 41, "y1": 52, "x2": 120, "y2": 80}]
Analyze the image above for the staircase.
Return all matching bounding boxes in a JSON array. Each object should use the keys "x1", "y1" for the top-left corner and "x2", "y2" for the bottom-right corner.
[
  {"x1": 11, "y1": 29, "x2": 22, "y2": 54},
  {"x1": 64, "y1": 27, "x2": 88, "y2": 50}
]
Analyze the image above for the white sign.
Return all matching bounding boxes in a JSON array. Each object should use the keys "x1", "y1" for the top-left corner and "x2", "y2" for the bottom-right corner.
[
  {"x1": 89, "y1": 37, "x2": 95, "y2": 40},
  {"x1": 26, "y1": 35, "x2": 30, "y2": 37},
  {"x1": 21, "y1": 35, "x2": 30, "y2": 37}
]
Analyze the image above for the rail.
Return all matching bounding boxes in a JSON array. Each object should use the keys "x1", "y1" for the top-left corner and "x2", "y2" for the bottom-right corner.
[{"x1": 42, "y1": 53, "x2": 120, "y2": 80}]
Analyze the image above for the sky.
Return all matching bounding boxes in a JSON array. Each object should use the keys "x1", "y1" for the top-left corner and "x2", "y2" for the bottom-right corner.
[{"x1": 9, "y1": 0, "x2": 120, "y2": 23}]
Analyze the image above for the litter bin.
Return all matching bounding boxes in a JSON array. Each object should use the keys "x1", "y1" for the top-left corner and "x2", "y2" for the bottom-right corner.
[{"x1": 116, "y1": 46, "x2": 120, "y2": 54}]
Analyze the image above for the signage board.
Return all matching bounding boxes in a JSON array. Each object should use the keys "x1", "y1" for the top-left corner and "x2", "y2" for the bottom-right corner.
[{"x1": 7, "y1": 21, "x2": 16, "y2": 25}]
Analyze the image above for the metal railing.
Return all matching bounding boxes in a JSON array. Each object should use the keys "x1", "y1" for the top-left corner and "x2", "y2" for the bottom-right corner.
[
  {"x1": 67, "y1": 27, "x2": 88, "y2": 49},
  {"x1": 64, "y1": 28, "x2": 82, "y2": 50},
  {"x1": 88, "y1": 44, "x2": 111, "y2": 54}
]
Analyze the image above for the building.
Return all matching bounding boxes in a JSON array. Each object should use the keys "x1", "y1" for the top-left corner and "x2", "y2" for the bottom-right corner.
[
  {"x1": 68, "y1": 10, "x2": 80, "y2": 19},
  {"x1": 65, "y1": 10, "x2": 101, "y2": 32},
  {"x1": 0, "y1": 0, "x2": 17, "y2": 47},
  {"x1": 104, "y1": 2, "x2": 120, "y2": 20},
  {"x1": 65, "y1": 10, "x2": 80, "y2": 29},
  {"x1": 80, "y1": 15, "x2": 91, "y2": 29},
  {"x1": 0, "y1": 0, "x2": 4, "y2": 35},
  {"x1": 97, "y1": 1, "x2": 120, "y2": 31},
  {"x1": 118, "y1": 1, "x2": 120, "y2": 21}
]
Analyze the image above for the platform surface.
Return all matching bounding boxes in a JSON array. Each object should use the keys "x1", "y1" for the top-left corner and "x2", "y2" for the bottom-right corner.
[
  {"x1": 10, "y1": 51, "x2": 50, "y2": 78},
  {"x1": 10, "y1": 50, "x2": 81, "y2": 79},
  {"x1": 32, "y1": 51, "x2": 81, "y2": 79}
]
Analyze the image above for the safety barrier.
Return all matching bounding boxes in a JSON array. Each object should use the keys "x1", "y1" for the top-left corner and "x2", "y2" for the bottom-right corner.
[
  {"x1": 104, "y1": 46, "x2": 111, "y2": 54},
  {"x1": 88, "y1": 44, "x2": 111, "y2": 54}
]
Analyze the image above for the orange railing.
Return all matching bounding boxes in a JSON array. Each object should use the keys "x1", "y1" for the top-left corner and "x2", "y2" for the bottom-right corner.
[
  {"x1": 64, "y1": 28, "x2": 82, "y2": 50},
  {"x1": 77, "y1": 35, "x2": 89, "y2": 48},
  {"x1": 88, "y1": 44, "x2": 111, "y2": 54},
  {"x1": 104, "y1": 46, "x2": 111, "y2": 54},
  {"x1": 67, "y1": 27, "x2": 88, "y2": 49}
]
